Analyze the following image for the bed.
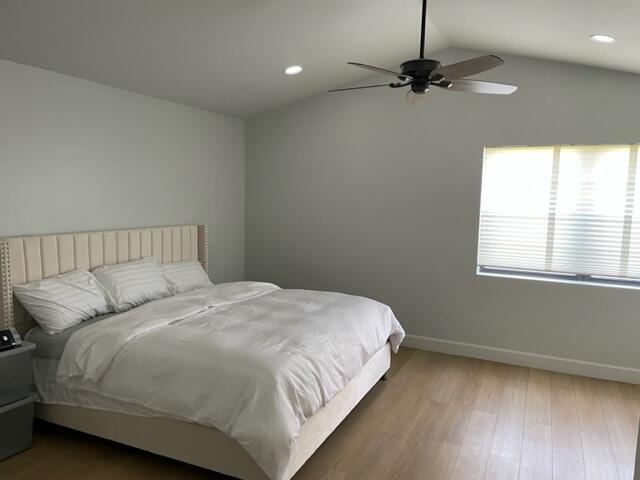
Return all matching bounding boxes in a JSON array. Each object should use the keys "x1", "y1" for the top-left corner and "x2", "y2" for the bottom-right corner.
[{"x1": 0, "y1": 224, "x2": 403, "y2": 480}]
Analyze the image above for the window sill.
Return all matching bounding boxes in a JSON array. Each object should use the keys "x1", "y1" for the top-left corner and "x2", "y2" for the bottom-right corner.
[{"x1": 477, "y1": 267, "x2": 640, "y2": 291}]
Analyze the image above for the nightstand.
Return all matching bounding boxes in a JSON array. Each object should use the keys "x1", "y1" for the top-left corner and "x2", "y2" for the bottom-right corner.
[{"x1": 0, "y1": 341, "x2": 36, "y2": 460}]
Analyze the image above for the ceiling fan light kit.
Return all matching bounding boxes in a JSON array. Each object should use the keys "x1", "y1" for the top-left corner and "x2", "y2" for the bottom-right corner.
[{"x1": 329, "y1": 0, "x2": 518, "y2": 103}]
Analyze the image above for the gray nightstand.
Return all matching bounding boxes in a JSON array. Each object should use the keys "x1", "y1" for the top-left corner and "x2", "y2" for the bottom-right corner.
[{"x1": 0, "y1": 341, "x2": 37, "y2": 460}]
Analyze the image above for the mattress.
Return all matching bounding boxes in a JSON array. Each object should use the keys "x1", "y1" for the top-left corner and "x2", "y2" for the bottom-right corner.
[
  {"x1": 27, "y1": 315, "x2": 174, "y2": 419},
  {"x1": 27, "y1": 315, "x2": 183, "y2": 420},
  {"x1": 25, "y1": 314, "x2": 112, "y2": 359},
  {"x1": 32, "y1": 356, "x2": 176, "y2": 419}
]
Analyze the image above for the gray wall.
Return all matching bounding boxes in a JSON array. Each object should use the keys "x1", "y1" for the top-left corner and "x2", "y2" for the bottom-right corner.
[
  {"x1": 0, "y1": 59, "x2": 245, "y2": 281},
  {"x1": 247, "y1": 48, "x2": 640, "y2": 370}
]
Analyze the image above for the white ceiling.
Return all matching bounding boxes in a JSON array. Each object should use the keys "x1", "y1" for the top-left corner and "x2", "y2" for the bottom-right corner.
[
  {"x1": 0, "y1": 0, "x2": 638, "y2": 118},
  {"x1": 428, "y1": 0, "x2": 640, "y2": 78}
]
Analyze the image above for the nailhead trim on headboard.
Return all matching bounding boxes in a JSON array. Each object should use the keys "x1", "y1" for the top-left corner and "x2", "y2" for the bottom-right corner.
[
  {"x1": 0, "y1": 240, "x2": 13, "y2": 329},
  {"x1": 198, "y1": 225, "x2": 210, "y2": 276}
]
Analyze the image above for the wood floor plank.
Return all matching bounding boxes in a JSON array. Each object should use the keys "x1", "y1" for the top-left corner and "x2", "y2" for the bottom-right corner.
[
  {"x1": 7, "y1": 348, "x2": 639, "y2": 480},
  {"x1": 597, "y1": 379, "x2": 625, "y2": 399},
  {"x1": 314, "y1": 385, "x2": 399, "y2": 470},
  {"x1": 529, "y1": 368, "x2": 552, "y2": 385},
  {"x1": 379, "y1": 385, "x2": 428, "y2": 436},
  {"x1": 323, "y1": 423, "x2": 384, "y2": 473},
  {"x1": 474, "y1": 374, "x2": 506, "y2": 415},
  {"x1": 484, "y1": 454, "x2": 519, "y2": 480},
  {"x1": 575, "y1": 388, "x2": 609, "y2": 437},
  {"x1": 392, "y1": 350, "x2": 448, "y2": 393},
  {"x1": 580, "y1": 432, "x2": 620, "y2": 480},
  {"x1": 482, "y1": 361, "x2": 510, "y2": 379},
  {"x1": 520, "y1": 372, "x2": 553, "y2": 480},
  {"x1": 550, "y1": 384, "x2": 586, "y2": 480},
  {"x1": 525, "y1": 380, "x2": 552, "y2": 426},
  {"x1": 391, "y1": 439, "x2": 459, "y2": 480},
  {"x1": 388, "y1": 350, "x2": 433, "y2": 389},
  {"x1": 618, "y1": 383, "x2": 640, "y2": 401},
  {"x1": 449, "y1": 410, "x2": 498, "y2": 480},
  {"x1": 519, "y1": 421, "x2": 552, "y2": 480},
  {"x1": 297, "y1": 467, "x2": 346, "y2": 480},
  {"x1": 573, "y1": 375, "x2": 600, "y2": 394},
  {"x1": 435, "y1": 401, "x2": 476, "y2": 447},
  {"x1": 404, "y1": 398, "x2": 448, "y2": 443},
  {"x1": 490, "y1": 387, "x2": 527, "y2": 460},
  {"x1": 425, "y1": 356, "x2": 467, "y2": 404},
  {"x1": 434, "y1": 370, "x2": 484, "y2": 446},
  {"x1": 551, "y1": 371, "x2": 575, "y2": 388},
  {"x1": 387, "y1": 347, "x2": 415, "y2": 378},
  {"x1": 625, "y1": 399, "x2": 640, "y2": 425},
  {"x1": 505, "y1": 365, "x2": 529, "y2": 391},
  {"x1": 7, "y1": 433, "x2": 133, "y2": 480},
  {"x1": 599, "y1": 386, "x2": 638, "y2": 480},
  {"x1": 343, "y1": 431, "x2": 404, "y2": 480}
]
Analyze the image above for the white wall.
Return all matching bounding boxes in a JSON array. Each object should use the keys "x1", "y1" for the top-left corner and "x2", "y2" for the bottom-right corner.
[
  {"x1": 0, "y1": 59, "x2": 245, "y2": 281},
  {"x1": 246, "y1": 48, "x2": 640, "y2": 377}
]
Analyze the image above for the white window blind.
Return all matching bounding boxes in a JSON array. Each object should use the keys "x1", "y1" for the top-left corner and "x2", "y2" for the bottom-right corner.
[{"x1": 477, "y1": 144, "x2": 640, "y2": 284}]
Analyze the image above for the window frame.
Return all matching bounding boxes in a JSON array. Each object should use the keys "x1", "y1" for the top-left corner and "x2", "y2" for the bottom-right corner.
[{"x1": 476, "y1": 143, "x2": 640, "y2": 290}]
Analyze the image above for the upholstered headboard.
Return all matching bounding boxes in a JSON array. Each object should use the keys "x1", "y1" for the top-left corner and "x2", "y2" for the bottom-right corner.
[{"x1": 0, "y1": 224, "x2": 209, "y2": 334}]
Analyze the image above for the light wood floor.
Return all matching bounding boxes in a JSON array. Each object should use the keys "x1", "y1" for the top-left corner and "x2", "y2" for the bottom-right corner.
[{"x1": 4, "y1": 348, "x2": 640, "y2": 480}]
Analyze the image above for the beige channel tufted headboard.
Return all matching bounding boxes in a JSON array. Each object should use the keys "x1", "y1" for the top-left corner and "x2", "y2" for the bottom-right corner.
[{"x1": 0, "y1": 224, "x2": 209, "y2": 334}]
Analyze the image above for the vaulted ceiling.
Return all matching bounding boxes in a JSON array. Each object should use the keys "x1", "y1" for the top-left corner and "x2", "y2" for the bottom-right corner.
[{"x1": 0, "y1": 0, "x2": 637, "y2": 118}]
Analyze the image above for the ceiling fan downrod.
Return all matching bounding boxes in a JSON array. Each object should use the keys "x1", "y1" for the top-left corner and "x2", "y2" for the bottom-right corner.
[{"x1": 420, "y1": 0, "x2": 427, "y2": 59}]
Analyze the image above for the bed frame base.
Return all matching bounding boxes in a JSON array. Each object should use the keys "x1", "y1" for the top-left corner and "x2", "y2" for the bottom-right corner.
[{"x1": 36, "y1": 344, "x2": 391, "y2": 480}]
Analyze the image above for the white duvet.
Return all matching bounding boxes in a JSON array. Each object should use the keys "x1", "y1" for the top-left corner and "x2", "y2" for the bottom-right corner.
[{"x1": 57, "y1": 282, "x2": 404, "y2": 480}]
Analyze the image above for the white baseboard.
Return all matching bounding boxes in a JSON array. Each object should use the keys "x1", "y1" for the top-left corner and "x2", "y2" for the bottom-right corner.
[{"x1": 403, "y1": 334, "x2": 640, "y2": 385}]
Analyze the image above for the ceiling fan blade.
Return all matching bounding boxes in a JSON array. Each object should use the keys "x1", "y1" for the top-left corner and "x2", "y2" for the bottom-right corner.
[
  {"x1": 328, "y1": 83, "x2": 392, "y2": 92},
  {"x1": 347, "y1": 62, "x2": 411, "y2": 80},
  {"x1": 432, "y1": 55, "x2": 504, "y2": 80},
  {"x1": 406, "y1": 90, "x2": 427, "y2": 105},
  {"x1": 445, "y1": 79, "x2": 517, "y2": 95}
]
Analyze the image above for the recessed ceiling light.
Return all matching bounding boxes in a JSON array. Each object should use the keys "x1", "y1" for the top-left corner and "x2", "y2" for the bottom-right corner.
[
  {"x1": 284, "y1": 65, "x2": 303, "y2": 75},
  {"x1": 590, "y1": 34, "x2": 616, "y2": 44}
]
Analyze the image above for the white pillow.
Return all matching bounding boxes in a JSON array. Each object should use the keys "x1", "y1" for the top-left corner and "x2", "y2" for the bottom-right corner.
[
  {"x1": 161, "y1": 260, "x2": 212, "y2": 295},
  {"x1": 13, "y1": 270, "x2": 112, "y2": 335},
  {"x1": 92, "y1": 257, "x2": 170, "y2": 312}
]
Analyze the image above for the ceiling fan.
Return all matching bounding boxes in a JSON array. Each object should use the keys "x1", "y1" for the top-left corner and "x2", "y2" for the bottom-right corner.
[{"x1": 329, "y1": 0, "x2": 518, "y2": 104}]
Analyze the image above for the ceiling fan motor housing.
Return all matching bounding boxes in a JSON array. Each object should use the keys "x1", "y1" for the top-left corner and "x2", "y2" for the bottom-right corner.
[
  {"x1": 401, "y1": 59, "x2": 441, "y2": 78},
  {"x1": 401, "y1": 59, "x2": 441, "y2": 93}
]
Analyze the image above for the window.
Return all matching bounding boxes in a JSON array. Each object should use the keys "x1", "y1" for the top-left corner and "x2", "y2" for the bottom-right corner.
[{"x1": 477, "y1": 144, "x2": 640, "y2": 287}]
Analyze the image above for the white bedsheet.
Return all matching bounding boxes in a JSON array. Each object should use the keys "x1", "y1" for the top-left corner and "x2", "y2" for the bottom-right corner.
[{"x1": 57, "y1": 282, "x2": 404, "y2": 480}]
